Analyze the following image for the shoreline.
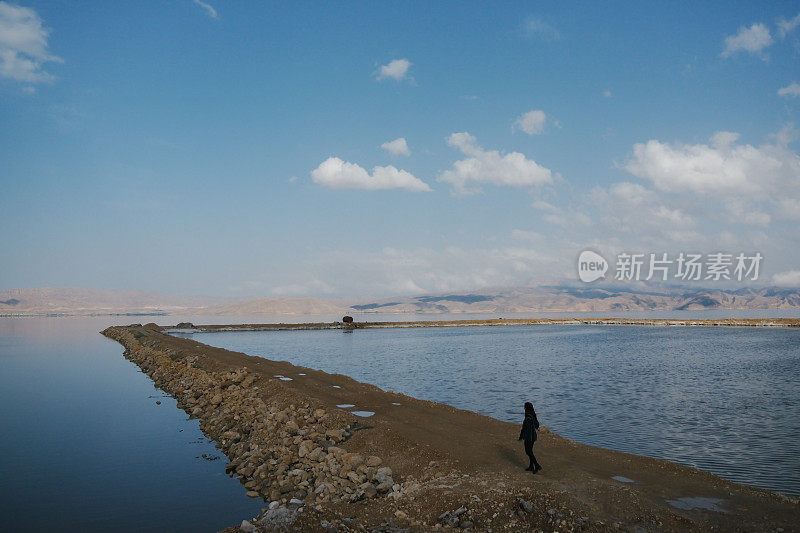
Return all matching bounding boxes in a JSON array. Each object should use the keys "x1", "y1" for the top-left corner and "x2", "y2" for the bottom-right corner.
[
  {"x1": 166, "y1": 317, "x2": 800, "y2": 333},
  {"x1": 102, "y1": 323, "x2": 800, "y2": 532}
]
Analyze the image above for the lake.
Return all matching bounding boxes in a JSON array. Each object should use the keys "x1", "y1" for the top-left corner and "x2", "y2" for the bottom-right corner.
[
  {"x1": 180, "y1": 323, "x2": 800, "y2": 497},
  {"x1": 1, "y1": 314, "x2": 798, "y2": 533},
  {"x1": 0, "y1": 317, "x2": 263, "y2": 532}
]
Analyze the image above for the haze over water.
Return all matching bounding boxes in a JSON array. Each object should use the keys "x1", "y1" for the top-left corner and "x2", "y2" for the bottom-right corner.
[{"x1": 182, "y1": 324, "x2": 800, "y2": 497}]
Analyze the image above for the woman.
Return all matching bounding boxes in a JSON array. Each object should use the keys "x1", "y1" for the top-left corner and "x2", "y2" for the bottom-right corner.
[{"x1": 518, "y1": 402, "x2": 541, "y2": 472}]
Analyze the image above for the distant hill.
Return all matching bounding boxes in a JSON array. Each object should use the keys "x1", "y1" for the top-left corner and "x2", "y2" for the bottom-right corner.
[
  {"x1": 202, "y1": 297, "x2": 348, "y2": 316},
  {"x1": 0, "y1": 287, "x2": 227, "y2": 316},
  {"x1": 346, "y1": 286, "x2": 800, "y2": 314},
  {"x1": 1, "y1": 285, "x2": 799, "y2": 317}
]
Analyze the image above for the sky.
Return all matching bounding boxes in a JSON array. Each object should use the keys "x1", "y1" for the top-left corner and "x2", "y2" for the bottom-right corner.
[{"x1": 1, "y1": 1, "x2": 799, "y2": 298}]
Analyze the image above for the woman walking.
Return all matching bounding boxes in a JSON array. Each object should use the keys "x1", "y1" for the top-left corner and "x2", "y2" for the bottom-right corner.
[{"x1": 519, "y1": 402, "x2": 541, "y2": 472}]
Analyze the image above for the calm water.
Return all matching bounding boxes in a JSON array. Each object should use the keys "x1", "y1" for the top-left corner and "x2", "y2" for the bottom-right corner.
[
  {"x1": 0, "y1": 317, "x2": 263, "y2": 532},
  {"x1": 182, "y1": 324, "x2": 800, "y2": 496},
  {"x1": 1, "y1": 315, "x2": 798, "y2": 533}
]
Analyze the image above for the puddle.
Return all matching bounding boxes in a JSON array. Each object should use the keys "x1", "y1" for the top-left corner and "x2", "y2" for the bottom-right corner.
[
  {"x1": 332, "y1": 385, "x2": 342, "y2": 389},
  {"x1": 612, "y1": 476, "x2": 635, "y2": 483},
  {"x1": 391, "y1": 402, "x2": 402, "y2": 406},
  {"x1": 351, "y1": 411, "x2": 375, "y2": 417},
  {"x1": 278, "y1": 377, "x2": 293, "y2": 381},
  {"x1": 666, "y1": 497, "x2": 728, "y2": 512},
  {"x1": 336, "y1": 404, "x2": 355, "y2": 408},
  {"x1": 297, "y1": 373, "x2": 306, "y2": 376}
]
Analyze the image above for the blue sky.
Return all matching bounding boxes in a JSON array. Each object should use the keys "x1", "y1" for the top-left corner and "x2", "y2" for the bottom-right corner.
[{"x1": 1, "y1": 1, "x2": 799, "y2": 298}]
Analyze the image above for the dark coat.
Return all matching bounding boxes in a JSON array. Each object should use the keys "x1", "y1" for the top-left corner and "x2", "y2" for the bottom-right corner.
[{"x1": 519, "y1": 412, "x2": 540, "y2": 443}]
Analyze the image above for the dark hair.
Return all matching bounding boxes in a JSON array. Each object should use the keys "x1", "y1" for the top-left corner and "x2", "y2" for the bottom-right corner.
[{"x1": 524, "y1": 402, "x2": 535, "y2": 415}]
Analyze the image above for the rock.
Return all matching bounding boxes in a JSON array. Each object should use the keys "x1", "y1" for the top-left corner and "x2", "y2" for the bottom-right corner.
[
  {"x1": 361, "y1": 482, "x2": 378, "y2": 498},
  {"x1": 325, "y1": 429, "x2": 345, "y2": 442},
  {"x1": 350, "y1": 490, "x2": 365, "y2": 503},
  {"x1": 176, "y1": 322, "x2": 194, "y2": 329},
  {"x1": 342, "y1": 453, "x2": 364, "y2": 468},
  {"x1": 240, "y1": 520, "x2": 257, "y2": 533},
  {"x1": 269, "y1": 501, "x2": 280, "y2": 510},
  {"x1": 258, "y1": 507, "x2": 297, "y2": 530},
  {"x1": 518, "y1": 499, "x2": 533, "y2": 514},
  {"x1": 246, "y1": 490, "x2": 260, "y2": 498},
  {"x1": 366, "y1": 456, "x2": 382, "y2": 467},
  {"x1": 460, "y1": 520, "x2": 474, "y2": 529},
  {"x1": 210, "y1": 394, "x2": 223, "y2": 406},
  {"x1": 288, "y1": 498, "x2": 304, "y2": 509},
  {"x1": 347, "y1": 471, "x2": 365, "y2": 484},
  {"x1": 375, "y1": 481, "x2": 393, "y2": 493}
]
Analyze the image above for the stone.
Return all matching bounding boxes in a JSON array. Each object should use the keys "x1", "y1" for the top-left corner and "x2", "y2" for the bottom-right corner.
[
  {"x1": 347, "y1": 471, "x2": 364, "y2": 484},
  {"x1": 325, "y1": 429, "x2": 345, "y2": 442},
  {"x1": 240, "y1": 520, "x2": 257, "y2": 533},
  {"x1": 361, "y1": 482, "x2": 378, "y2": 498},
  {"x1": 366, "y1": 456, "x2": 382, "y2": 467},
  {"x1": 342, "y1": 453, "x2": 364, "y2": 468},
  {"x1": 375, "y1": 481, "x2": 393, "y2": 493},
  {"x1": 246, "y1": 491, "x2": 260, "y2": 498}
]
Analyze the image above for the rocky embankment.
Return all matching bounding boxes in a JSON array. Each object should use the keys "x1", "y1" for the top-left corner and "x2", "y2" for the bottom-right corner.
[
  {"x1": 102, "y1": 325, "x2": 421, "y2": 531},
  {"x1": 103, "y1": 323, "x2": 800, "y2": 533}
]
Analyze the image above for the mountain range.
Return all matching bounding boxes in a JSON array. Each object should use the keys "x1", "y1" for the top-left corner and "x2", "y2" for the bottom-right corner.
[{"x1": 2, "y1": 285, "x2": 799, "y2": 317}]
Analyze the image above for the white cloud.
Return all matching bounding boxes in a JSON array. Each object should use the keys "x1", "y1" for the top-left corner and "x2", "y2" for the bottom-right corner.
[
  {"x1": 603, "y1": 90, "x2": 612, "y2": 98},
  {"x1": 380, "y1": 137, "x2": 411, "y2": 156},
  {"x1": 523, "y1": 16, "x2": 560, "y2": 41},
  {"x1": 438, "y1": 132, "x2": 554, "y2": 195},
  {"x1": 773, "y1": 270, "x2": 800, "y2": 287},
  {"x1": 376, "y1": 58, "x2": 411, "y2": 81},
  {"x1": 311, "y1": 157, "x2": 431, "y2": 192},
  {"x1": 623, "y1": 131, "x2": 800, "y2": 199},
  {"x1": 722, "y1": 23, "x2": 773, "y2": 58},
  {"x1": 778, "y1": 82, "x2": 800, "y2": 97},
  {"x1": 513, "y1": 110, "x2": 547, "y2": 135},
  {"x1": 0, "y1": 1, "x2": 61, "y2": 83},
  {"x1": 777, "y1": 12, "x2": 800, "y2": 38},
  {"x1": 588, "y1": 182, "x2": 699, "y2": 242},
  {"x1": 192, "y1": 0, "x2": 218, "y2": 19}
]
